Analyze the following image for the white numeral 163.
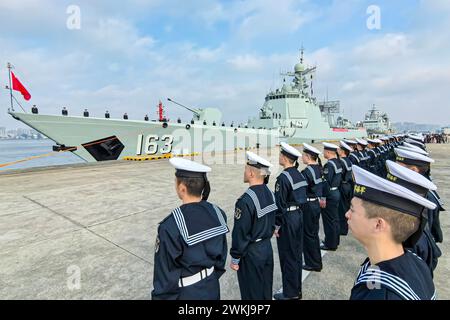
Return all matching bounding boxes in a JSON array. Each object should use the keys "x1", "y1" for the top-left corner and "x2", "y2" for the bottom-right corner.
[{"x1": 136, "y1": 134, "x2": 174, "y2": 155}]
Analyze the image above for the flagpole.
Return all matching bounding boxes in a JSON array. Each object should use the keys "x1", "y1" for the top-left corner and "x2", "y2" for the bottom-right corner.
[{"x1": 7, "y1": 62, "x2": 14, "y2": 111}]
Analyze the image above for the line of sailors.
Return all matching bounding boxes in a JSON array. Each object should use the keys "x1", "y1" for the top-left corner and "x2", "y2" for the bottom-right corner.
[{"x1": 151, "y1": 132, "x2": 444, "y2": 300}]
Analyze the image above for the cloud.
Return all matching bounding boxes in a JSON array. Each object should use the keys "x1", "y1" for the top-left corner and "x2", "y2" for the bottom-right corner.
[
  {"x1": 89, "y1": 18, "x2": 156, "y2": 56},
  {"x1": 227, "y1": 54, "x2": 263, "y2": 71},
  {"x1": 233, "y1": 0, "x2": 317, "y2": 40},
  {"x1": 352, "y1": 33, "x2": 412, "y2": 63}
]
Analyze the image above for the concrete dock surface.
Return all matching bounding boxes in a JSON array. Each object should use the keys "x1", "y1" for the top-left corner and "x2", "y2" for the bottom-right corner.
[{"x1": 0, "y1": 144, "x2": 449, "y2": 300}]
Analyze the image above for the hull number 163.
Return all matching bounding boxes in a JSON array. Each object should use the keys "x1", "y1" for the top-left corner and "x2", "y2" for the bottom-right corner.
[{"x1": 136, "y1": 134, "x2": 174, "y2": 155}]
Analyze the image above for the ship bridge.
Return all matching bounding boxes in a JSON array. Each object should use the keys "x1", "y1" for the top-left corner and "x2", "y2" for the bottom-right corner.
[{"x1": 246, "y1": 48, "x2": 366, "y2": 142}]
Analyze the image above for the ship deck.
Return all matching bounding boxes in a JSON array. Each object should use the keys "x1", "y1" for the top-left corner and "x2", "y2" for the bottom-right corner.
[{"x1": 0, "y1": 144, "x2": 449, "y2": 299}]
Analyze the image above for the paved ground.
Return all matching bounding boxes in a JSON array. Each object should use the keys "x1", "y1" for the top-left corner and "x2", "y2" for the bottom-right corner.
[{"x1": 0, "y1": 144, "x2": 448, "y2": 300}]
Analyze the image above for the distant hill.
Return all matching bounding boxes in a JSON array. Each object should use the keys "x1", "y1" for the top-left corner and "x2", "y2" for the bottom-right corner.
[{"x1": 393, "y1": 122, "x2": 444, "y2": 133}]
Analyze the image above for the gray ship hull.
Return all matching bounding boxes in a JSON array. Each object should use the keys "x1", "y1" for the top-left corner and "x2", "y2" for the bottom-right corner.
[{"x1": 8, "y1": 111, "x2": 279, "y2": 162}]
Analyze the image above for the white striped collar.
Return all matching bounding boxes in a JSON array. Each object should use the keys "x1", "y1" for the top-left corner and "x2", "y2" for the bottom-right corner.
[
  {"x1": 350, "y1": 153, "x2": 360, "y2": 163},
  {"x1": 354, "y1": 258, "x2": 435, "y2": 300},
  {"x1": 281, "y1": 170, "x2": 308, "y2": 190},
  {"x1": 328, "y1": 160, "x2": 343, "y2": 174},
  {"x1": 340, "y1": 158, "x2": 352, "y2": 171},
  {"x1": 245, "y1": 188, "x2": 277, "y2": 218},
  {"x1": 306, "y1": 166, "x2": 323, "y2": 184},
  {"x1": 172, "y1": 204, "x2": 229, "y2": 246}
]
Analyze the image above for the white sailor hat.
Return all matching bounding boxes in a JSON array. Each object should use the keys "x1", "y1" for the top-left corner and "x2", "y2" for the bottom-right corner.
[
  {"x1": 339, "y1": 141, "x2": 353, "y2": 153},
  {"x1": 380, "y1": 136, "x2": 389, "y2": 141},
  {"x1": 385, "y1": 160, "x2": 436, "y2": 196},
  {"x1": 344, "y1": 139, "x2": 357, "y2": 145},
  {"x1": 302, "y1": 143, "x2": 322, "y2": 156},
  {"x1": 169, "y1": 157, "x2": 212, "y2": 200},
  {"x1": 246, "y1": 151, "x2": 273, "y2": 169},
  {"x1": 352, "y1": 166, "x2": 436, "y2": 217},
  {"x1": 356, "y1": 138, "x2": 368, "y2": 146},
  {"x1": 374, "y1": 138, "x2": 383, "y2": 144},
  {"x1": 367, "y1": 138, "x2": 380, "y2": 145},
  {"x1": 407, "y1": 133, "x2": 424, "y2": 142},
  {"x1": 169, "y1": 157, "x2": 211, "y2": 177},
  {"x1": 398, "y1": 144, "x2": 429, "y2": 156},
  {"x1": 323, "y1": 142, "x2": 339, "y2": 151},
  {"x1": 280, "y1": 142, "x2": 301, "y2": 159},
  {"x1": 394, "y1": 148, "x2": 434, "y2": 166},
  {"x1": 405, "y1": 138, "x2": 426, "y2": 149}
]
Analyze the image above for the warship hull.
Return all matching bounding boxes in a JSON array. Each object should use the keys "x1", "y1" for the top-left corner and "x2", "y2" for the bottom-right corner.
[
  {"x1": 8, "y1": 111, "x2": 279, "y2": 162},
  {"x1": 9, "y1": 111, "x2": 366, "y2": 163}
]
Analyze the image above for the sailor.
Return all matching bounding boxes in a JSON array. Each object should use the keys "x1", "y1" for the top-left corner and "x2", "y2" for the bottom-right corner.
[
  {"x1": 337, "y1": 141, "x2": 354, "y2": 236},
  {"x1": 366, "y1": 139, "x2": 380, "y2": 176},
  {"x1": 230, "y1": 152, "x2": 277, "y2": 300},
  {"x1": 394, "y1": 148, "x2": 445, "y2": 267},
  {"x1": 375, "y1": 138, "x2": 387, "y2": 176},
  {"x1": 301, "y1": 143, "x2": 324, "y2": 272},
  {"x1": 355, "y1": 138, "x2": 369, "y2": 170},
  {"x1": 348, "y1": 166, "x2": 436, "y2": 300},
  {"x1": 273, "y1": 143, "x2": 308, "y2": 300},
  {"x1": 385, "y1": 160, "x2": 441, "y2": 276},
  {"x1": 151, "y1": 158, "x2": 229, "y2": 300},
  {"x1": 344, "y1": 139, "x2": 361, "y2": 167},
  {"x1": 320, "y1": 142, "x2": 343, "y2": 251}
]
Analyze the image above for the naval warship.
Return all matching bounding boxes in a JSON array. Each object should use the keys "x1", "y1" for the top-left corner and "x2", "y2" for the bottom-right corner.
[
  {"x1": 362, "y1": 104, "x2": 393, "y2": 135},
  {"x1": 7, "y1": 50, "x2": 366, "y2": 163}
]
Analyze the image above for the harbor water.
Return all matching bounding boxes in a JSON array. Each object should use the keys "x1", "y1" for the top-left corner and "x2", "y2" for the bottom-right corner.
[{"x1": 0, "y1": 140, "x2": 83, "y2": 171}]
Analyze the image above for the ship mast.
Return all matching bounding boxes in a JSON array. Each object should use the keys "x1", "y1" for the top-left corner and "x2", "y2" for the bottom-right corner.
[
  {"x1": 300, "y1": 45, "x2": 304, "y2": 64},
  {"x1": 7, "y1": 62, "x2": 14, "y2": 111}
]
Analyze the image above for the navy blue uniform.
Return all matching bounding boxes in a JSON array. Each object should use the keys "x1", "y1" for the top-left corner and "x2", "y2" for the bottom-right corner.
[
  {"x1": 410, "y1": 190, "x2": 444, "y2": 276},
  {"x1": 338, "y1": 157, "x2": 353, "y2": 236},
  {"x1": 301, "y1": 164, "x2": 324, "y2": 269},
  {"x1": 376, "y1": 146, "x2": 387, "y2": 177},
  {"x1": 275, "y1": 167, "x2": 308, "y2": 298},
  {"x1": 230, "y1": 184, "x2": 277, "y2": 300},
  {"x1": 366, "y1": 148, "x2": 378, "y2": 175},
  {"x1": 152, "y1": 201, "x2": 229, "y2": 300},
  {"x1": 321, "y1": 158, "x2": 342, "y2": 249},
  {"x1": 350, "y1": 251, "x2": 435, "y2": 300},
  {"x1": 357, "y1": 150, "x2": 367, "y2": 170},
  {"x1": 428, "y1": 190, "x2": 444, "y2": 243},
  {"x1": 348, "y1": 151, "x2": 360, "y2": 167}
]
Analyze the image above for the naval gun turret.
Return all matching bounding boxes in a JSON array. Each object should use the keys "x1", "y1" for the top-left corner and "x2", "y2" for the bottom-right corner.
[{"x1": 167, "y1": 98, "x2": 222, "y2": 125}]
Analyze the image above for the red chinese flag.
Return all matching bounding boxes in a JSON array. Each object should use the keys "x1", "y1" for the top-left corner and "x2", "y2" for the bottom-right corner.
[{"x1": 11, "y1": 71, "x2": 31, "y2": 101}]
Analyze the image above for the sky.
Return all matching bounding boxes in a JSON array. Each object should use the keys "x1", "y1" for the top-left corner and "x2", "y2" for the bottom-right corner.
[{"x1": 1, "y1": 0, "x2": 449, "y2": 129}]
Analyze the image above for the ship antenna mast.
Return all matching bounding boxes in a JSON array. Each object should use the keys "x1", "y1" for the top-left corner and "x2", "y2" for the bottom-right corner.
[{"x1": 300, "y1": 45, "x2": 304, "y2": 64}]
